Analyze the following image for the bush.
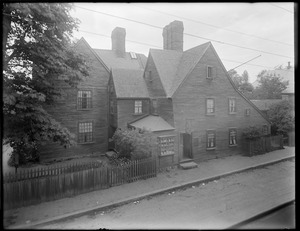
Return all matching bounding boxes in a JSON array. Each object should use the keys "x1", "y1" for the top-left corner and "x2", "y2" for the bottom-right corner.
[
  {"x1": 112, "y1": 127, "x2": 153, "y2": 160},
  {"x1": 242, "y1": 126, "x2": 263, "y2": 140}
]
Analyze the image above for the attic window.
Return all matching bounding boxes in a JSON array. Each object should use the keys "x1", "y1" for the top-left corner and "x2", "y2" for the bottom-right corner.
[
  {"x1": 207, "y1": 66, "x2": 213, "y2": 79},
  {"x1": 130, "y1": 52, "x2": 137, "y2": 59}
]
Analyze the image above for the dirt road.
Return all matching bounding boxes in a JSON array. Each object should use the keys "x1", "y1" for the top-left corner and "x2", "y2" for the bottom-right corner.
[{"x1": 38, "y1": 159, "x2": 295, "y2": 229}]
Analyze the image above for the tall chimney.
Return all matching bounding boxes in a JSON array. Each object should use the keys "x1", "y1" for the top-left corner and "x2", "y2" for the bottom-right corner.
[
  {"x1": 111, "y1": 27, "x2": 126, "y2": 57},
  {"x1": 162, "y1": 20, "x2": 184, "y2": 52}
]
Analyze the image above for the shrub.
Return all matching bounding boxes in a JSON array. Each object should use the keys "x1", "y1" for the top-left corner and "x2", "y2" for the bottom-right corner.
[
  {"x1": 242, "y1": 126, "x2": 263, "y2": 140},
  {"x1": 112, "y1": 127, "x2": 153, "y2": 160}
]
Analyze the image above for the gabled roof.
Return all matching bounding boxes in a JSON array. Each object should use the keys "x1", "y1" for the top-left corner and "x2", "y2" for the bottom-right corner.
[
  {"x1": 129, "y1": 115, "x2": 175, "y2": 132},
  {"x1": 111, "y1": 68, "x2": 149, "y2": 98},
  {"x1": 149, "y1": 42, "x2": 210, "y2": 97},
  {"x1": 93, "y1": 49, "x2": 147, "y2": 70},
  {"x1": 250, "y1": 99, "x2": 283, "y2": 111}
]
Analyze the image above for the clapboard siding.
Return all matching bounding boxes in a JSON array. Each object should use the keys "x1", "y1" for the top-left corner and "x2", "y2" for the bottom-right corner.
[
  {"x1": 117, "y1": 99, "x2": 150, "y2": 129},
  {"x1": 144, "y1": 55, "x2": 166, "y2": 97},
  {"x1": 173, "y1": 45, "x2": 270, "y2": 160},
  {"x1": 39, "y1": 39, "x2": 110, "y2": 161},
  {"x1": 156, "y1": 98, "x2": 174, "y2": 127}
]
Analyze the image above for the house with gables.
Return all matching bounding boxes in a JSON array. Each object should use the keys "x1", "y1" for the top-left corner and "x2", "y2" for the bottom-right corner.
[{"x1": 40, "y1": 20, "x2": 271, "y2": 168}]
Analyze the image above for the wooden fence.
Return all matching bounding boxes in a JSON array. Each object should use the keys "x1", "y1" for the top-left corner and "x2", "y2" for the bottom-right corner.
[
  {"x1": 3, "y1": 157, "x2": 157, "y2": 210},
  {"x1": 242, "y1": 135, "x2": 283, "y2": 156}
]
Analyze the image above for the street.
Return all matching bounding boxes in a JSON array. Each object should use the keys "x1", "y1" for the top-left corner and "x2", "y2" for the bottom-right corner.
[{"x1": 38, "y1": 159, "x2": 295, "y2": 229}]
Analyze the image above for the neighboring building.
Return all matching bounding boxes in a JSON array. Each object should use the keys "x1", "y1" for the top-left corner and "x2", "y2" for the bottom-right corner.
[
  {"x1": 250, "y1": 99, "x2": 283, "y2": 117},
  {"x1": 252, "y1": 62, "x2": 294, "y2": 89},
  {"x1": 40, "y1": 20, "x2": 272, "y2": 167}
]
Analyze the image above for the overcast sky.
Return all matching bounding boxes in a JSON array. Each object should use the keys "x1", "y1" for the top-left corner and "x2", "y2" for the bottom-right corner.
[{"x1": 70, "y1": 2, "x2": 295, "y2": 83}]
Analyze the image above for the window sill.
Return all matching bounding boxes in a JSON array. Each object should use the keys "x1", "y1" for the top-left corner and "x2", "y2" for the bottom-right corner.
[
  {"x1": 206, "y1": 147, "x2": 216, "y2": 150},
  {"x1": 133, "y1": 113, "x2": 144, "y2": 116},
  {"x1": 206, "y1": 113, "x2": 215, "y2": 116},
  {"x1": 229, "y1": 112, "x2": 237, "y2": 115},
  {"x1": 229, "y1": 144, "x2": 237, "y2": 147},
  {"x1": 159, "y1": 153, "x2": 175, "y2": 157},
  {"x1": 78, "y1": 141, "x2": 95, "y2": 145}
]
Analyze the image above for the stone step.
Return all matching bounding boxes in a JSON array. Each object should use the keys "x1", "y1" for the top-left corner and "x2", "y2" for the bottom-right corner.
[{"x1": 179, "y1": 161, "x2": 198, "y2": 170}]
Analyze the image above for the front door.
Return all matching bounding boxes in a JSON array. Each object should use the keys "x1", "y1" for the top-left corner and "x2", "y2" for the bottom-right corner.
[{"x1": 182, "y1": 133, "x2": 192, "y2": 159}]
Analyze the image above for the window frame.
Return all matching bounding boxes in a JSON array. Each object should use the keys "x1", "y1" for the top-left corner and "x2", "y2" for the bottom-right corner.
[
  {"x1": 206, "y1": 65, "x2": 213, "y2": 79},
  {"x1": 245, "y1": 108, "x2": 251, "y2": 116},
  {"x1": 262, "y1": 124, "x2": 269, "y2": 135},
  {"x1": 77, "y1": 90, "x2": 92, "y2": 110},
  {"x1": 78, "y1": 122, "x2": 94, "y2": 144},
  {"x1": 158, "y1": 135, "x2": 175, "y2": 156},
  {"x1": 228, "y1": 97, "x2": 237, "y2": 114},
  {"x1": 134, "y1": 100, "x2": 143, "y2": 114},
  {"x1": 206, "y1": 98, "x2": 215, "y2": 116},
  {"x1": 206, "y1": 129, "x2": 216, "y2": 150},
  {"x1": 229, "y1": 128, "x2": 237, "y2": 147}
]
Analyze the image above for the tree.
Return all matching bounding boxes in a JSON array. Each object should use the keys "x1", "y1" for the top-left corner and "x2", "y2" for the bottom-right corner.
[
  {"x1": 252, "y1": 71, "x2": 288, "y2": 99},
  {"x1": 267, "y1": 100, "x2": 294, "y2": 136},
  {"x1": 3, "y1": 3, "x2": 88, "y2": 165},
  {"x1": 228, "y1": 69, "x2": 254, "y2": 97}
]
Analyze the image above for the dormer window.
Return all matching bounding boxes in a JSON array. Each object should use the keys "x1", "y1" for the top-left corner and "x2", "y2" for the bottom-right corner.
[{"x1": 130, "y1": 52, "x2": 137, "y2": 59}]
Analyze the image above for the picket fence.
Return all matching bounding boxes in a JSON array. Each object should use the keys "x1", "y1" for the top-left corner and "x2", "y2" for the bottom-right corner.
[
  {"x1": 3, "y1": 157, "x2": 157, "y2": 210},
  {"x1": 243, "y1": 135, "x2": 283, "y2": 156}
]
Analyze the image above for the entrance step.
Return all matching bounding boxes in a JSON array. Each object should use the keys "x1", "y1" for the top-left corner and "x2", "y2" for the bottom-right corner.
[
  {"x1": 180, "y1": 158, "x2": 193, "y2": 164},
  {"x1": 179, "y1": 161, "x2": 198, "y2": 170}
]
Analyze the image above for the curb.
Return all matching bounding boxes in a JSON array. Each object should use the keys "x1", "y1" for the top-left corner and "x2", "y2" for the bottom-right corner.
[{"x1": 8, "y1": 155, "x2": 295, "y2": 229}]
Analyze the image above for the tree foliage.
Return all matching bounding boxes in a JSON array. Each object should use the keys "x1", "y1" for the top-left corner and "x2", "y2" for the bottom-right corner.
[
  {"x1": 267, "y1": 100, "x2": 294, "y2": 136},
  {"x1": 112, "y1": 128, "x2": 153, "y2": 160},
  {"x1": 252, "y1": 71, "x2": 288, "y2": 99},
  {"x1": 228, "y1": 69, "x2": 254, "y2": 97},
  {"x1": 3, "y1": 3, "x2": 88, "y2": 165}
]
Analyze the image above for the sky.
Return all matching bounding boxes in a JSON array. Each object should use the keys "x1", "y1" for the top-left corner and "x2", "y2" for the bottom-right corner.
[{"x1": 70, "y1": 2, "x2": 295, "y2": 83}]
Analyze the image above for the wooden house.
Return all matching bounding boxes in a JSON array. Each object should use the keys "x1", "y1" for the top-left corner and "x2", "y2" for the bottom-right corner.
[{"x1": 40, "y1": 21, "x2": 271, "y2": 168}]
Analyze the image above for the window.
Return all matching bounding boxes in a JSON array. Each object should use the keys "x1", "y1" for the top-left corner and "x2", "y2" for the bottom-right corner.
[
  {"x1": 130, "y1": 52, "x2": 137, "y2": 59},
  {"x1": 207, "y1": 66, "x2": 213, "y2": 79},
  {"x1": 78, "y1": 122, "x2": 93, "y2": 143},
  {"x1": 206, "y1": 98, "x2": 215, "y2": 115},
  {"x1": 77, "y1": 90, "x2": 92, "y2": 109},
  {"x1": 229, "y1": 98, "x2": 236, "y2": 114},
  {"x1": 158, "y1": 136, "x2": 175, "y2": 156},
  {"x1": 134, "y1": 100, "x2": 142, "y2": 114},
  {"x1": 152, "y1": 99, "x2": 158, "y2": 115},
  {"x1": 262, "y1": 125, "x2": 268, "y2": 135},
  {"x1": 206, "y1": 130, "x2": 216, "y2": 149},
  {"x1": 229, "y1": 128, "x2": 237, "y2": 146},
  {"x1": 110, "y1": 100, "x2": 114, "y2": 114},
  {"x1": 245, "y1": 108, "x2": 251, "y2": 116}
]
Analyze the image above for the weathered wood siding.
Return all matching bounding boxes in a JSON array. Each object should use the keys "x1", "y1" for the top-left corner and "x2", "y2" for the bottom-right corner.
[
  {"x1": 39, "y1": 39, "x2": 110, "y2": 161},
  {"x1": 117, "y1": 99, "x2": 150, "y2": 129},
  {"x1": 144, "y1": 54, "x2": 166, "y2": 97},
  {"x1": 156, "y1": 98, "x2": 175, "y2": 127},
  {"x1": 108, "y1": 76, "x2": 118, "y2": 138},
  {"x1": 173, "y1": 45, "x2": 271, "y2": 161}
]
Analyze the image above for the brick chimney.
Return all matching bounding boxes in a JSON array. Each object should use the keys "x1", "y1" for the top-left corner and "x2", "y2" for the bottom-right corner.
[
  {"x1": 111, "y1": 27, "x2": 126, "y2": 57},
  {"x1": 162, "y1": 20, "x2": 184, "y2": 52}
]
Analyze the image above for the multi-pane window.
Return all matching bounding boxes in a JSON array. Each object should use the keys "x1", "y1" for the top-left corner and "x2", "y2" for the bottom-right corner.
[
  {"x1": 206, "y1": 98, "x2": 215, "y2": 115},
  {"x1": 207, "y1": 66, "x2": 213, "y2": 79},
  {"x1": 158, "y1": 136, "x2": 175, "y2": 156},
  {"x1": 262, "y1": 125, "x2": 268, "y2": 135},
  {"x1": 77, "y1": 90, "x2": 92, "y2": 109},
  {"x1": 229, "y1": 98, "x2": 236, "y2": 114},
  {"x1": 229, "y1": 128, "x2": 237, "y2": 146},
  {"x1": 78, "y1": 122, "x2": 93, "y2": 143},
  {"x1": 206, "y1": 130, "x2": 216, "y2": 149},
  {"x1": 134, "y1": 100, "x2": 142, "y2": 114}
]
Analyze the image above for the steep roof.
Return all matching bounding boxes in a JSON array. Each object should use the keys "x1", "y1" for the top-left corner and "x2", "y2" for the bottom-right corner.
[
  {"x1": 149, "y1": 42, "x2": 210, "y2": 97},
  {"x1": 93, "y1": 49, "x2": 147, "y2": 70},
  {"x1": 111, "y1": 68, "x2": 149, "y2": 98},
  {"x1": 250, "y1": 99, "x2": 283, "y2": 111},
  {"x1": 129, "y1": 115, "x2": 175, "y2": 132}
]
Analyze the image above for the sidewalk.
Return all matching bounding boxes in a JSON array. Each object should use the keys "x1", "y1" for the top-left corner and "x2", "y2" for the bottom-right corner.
[{"x1": 4, "y1": 146, "x2": 295, "y2": 229}]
